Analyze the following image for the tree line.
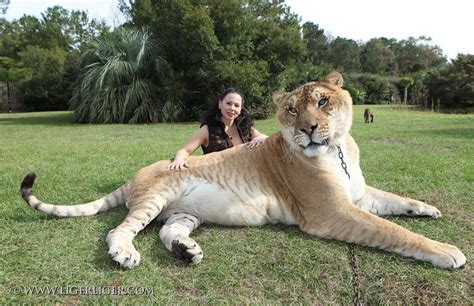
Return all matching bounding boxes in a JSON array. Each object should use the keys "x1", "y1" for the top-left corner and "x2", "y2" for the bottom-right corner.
[{"x1": 0, "y1": 0, "x2": 472, "y2": 123}]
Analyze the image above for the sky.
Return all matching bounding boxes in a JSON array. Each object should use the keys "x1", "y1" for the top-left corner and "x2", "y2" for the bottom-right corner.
[
  {"x1": 286, "y1": 0, "x2": 474, "y2": 60},
  {"x1": 4, "y1": 0, "x2": 125, "y2": 28},
  {"x1": 4, "y1": 0, "x2": 474, "y2": 60}
]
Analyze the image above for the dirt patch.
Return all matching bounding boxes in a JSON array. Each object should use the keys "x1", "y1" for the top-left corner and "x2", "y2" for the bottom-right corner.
[
  {"x1": 365, "y1": 274, "x2": 451, "y2": 304},
  {"x1": 411, "y1": 283, "x2": 450, "y2": 305}
]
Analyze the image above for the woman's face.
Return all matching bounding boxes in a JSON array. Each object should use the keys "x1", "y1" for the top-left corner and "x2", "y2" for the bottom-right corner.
[{"x1": 218, "y1": 93, "x2": 242, "y2": 121}]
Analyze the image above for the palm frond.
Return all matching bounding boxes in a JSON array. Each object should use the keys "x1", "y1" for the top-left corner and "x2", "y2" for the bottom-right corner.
[{"x1": 70, "y1": 28, "x2": 174, "y2": 123}]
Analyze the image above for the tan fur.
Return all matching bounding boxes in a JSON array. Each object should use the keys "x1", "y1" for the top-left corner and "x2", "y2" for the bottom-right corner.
[{"x1": 21, "y1": 72, "x2": 466, "y2": 270}]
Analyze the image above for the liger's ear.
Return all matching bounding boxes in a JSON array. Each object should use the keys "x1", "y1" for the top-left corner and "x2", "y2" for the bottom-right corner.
[
  {"x1": 323, "y1": 71, "x2": 344, "y2": 88},
  {"x1": 272, "y1": 91, "x2": 286, "y2": 105}
]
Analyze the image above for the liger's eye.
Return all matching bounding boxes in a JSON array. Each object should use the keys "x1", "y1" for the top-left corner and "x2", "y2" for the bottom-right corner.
[
  {"x1": 288, "y1": 107, "x2": 298, "y2": 115},
  {"x1": 318, "y1": 98, "x2": 328, "y2": 108}
]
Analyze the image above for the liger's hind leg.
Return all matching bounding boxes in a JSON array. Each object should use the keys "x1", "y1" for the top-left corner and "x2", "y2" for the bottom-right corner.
[
  {"x1": 106, "y1": 197, "x2": 164, "y2": 268},
  {"x1": 159, "y1": 213, "x2": 203, "y2": 265}
]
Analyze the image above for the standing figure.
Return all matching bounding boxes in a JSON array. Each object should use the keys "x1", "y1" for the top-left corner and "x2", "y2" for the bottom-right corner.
[{"x1": 364, "y1": 108, "x2": 374, "y2": 123}]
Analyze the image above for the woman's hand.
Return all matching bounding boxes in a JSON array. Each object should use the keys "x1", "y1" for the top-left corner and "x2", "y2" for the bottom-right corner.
[
  {"x1": 246, "y1": 135, "x2": 267, "y2": 149},
  {"x1": 166, "y1": 126, "x2": 208, "y2": 171},
  {"x1": 166, "y1": 158, "x2": 189, "y2": 171}
]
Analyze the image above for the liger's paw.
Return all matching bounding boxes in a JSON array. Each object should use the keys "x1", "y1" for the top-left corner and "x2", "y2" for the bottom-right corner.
[
  {"x1": 429, "y1": 206, "x2": 442, "y2": 218},
  {"x1": 171, "y1": 237, "x2": 203, "y2": 265},
  {"x1": 430, "y1": 242, "x2": 466, "y2": 270},
  {"x1": 407, "y1": 201, "x2": 442, "y2": 218},
  {"x1": 108, "y1": 243, "x2": 141, "y2": 268}
]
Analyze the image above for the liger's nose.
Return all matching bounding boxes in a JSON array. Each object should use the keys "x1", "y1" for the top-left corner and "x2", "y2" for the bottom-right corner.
[{"x1": 300, "y1": 124, "x2": 318, "y2": 136}]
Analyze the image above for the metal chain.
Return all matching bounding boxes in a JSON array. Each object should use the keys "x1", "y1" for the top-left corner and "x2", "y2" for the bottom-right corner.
[
  {"x1": 337, "y1": 145, "x2": 351, "y2": 179},
  {"x1": 336, "y1": 145, "x2": 361, "y2": 306},
  {"x1": 348, "y1": 243, "x2": 361, "y2": 306}
]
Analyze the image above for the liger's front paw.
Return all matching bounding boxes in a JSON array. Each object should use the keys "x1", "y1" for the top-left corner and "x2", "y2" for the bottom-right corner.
[
  {"x1": 108, "y1": 243, "x2": 141, "y2": 268},
  {"x1": 171, "y1": 237, "x2": 203, "y2": 265},
  {"x1": 407, "y1": 201, "x2": 442, "y2": 218},
  {"x1": 430, "y1": 242, "x2": 466, "y2": 270},
  {"x1": 427, "y1": 205, "x2": 442, "y2": 218}
]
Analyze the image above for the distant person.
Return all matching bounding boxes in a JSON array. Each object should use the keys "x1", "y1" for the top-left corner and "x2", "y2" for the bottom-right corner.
[
  {"x1": 167, "y1": 88, "x2": 267, "y2": 171},
  {"x1": 364, "y1": 108, "x2": 374, "y2": 123}
]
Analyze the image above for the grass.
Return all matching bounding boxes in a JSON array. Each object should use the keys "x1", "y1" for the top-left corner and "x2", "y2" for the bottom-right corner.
[{"x1": 0, "y1": 105, "x2": 472, "y2": 304}]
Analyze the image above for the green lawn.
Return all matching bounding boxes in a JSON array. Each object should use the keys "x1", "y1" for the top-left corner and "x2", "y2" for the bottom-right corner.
[{"x1": 0, "y1": 105, "x2": 472, "y2": 304}]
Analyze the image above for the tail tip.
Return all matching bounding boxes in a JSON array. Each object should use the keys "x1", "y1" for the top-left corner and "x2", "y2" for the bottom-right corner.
[{"x1": 21, "y1": 172, "x2": 37, "y2": 201}]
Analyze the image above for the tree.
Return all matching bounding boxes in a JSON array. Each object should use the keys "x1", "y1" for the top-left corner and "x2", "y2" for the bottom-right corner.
[
  {"x1": 426, "y1": 54, "x2": 474, "y2": 109},
  {"x1": 400, "y1": 76, "x2": 414, "y2": 104},
  {"x1": 0, "y1": 16, "x2": 43, "y2": 58},
  {"x1": 0, "y1": 0, "x2": 8, "y2": 15},
  {"x1": 0, "y1": 55, "x2": 31, "y2": 111},
  {"x1": 122, "y1": 0, "x2": 306, "y2": 120},
  {"x1": 70, "y1": 28, "x2": 179, "y2": 123},
  {"x1": 40, "y1": 6, "x2": 110, "y2": 51},
  {"x1": 393, "y1": 36, "x2": 446, "y2": 75},
  {"x1": 408, "y1": 75, "x2": 428, "y2": 107},
  {"x1": 360, "y1": 38, "x2": 397, "y2": 75},
  {"x1": 447, "y1": 54, "x2": 474, "y2": 107},
  {"x1": 327, "y1": 37, "x2": 361, "y2": 72},
  {"x1": 302, "y1": 22, "x2": 329, "y2": 66},
  {"x1": 19, "y1": 45, "x2": 69, "y2": 110},
  {"x1": 0, "y1": 7, "x2": 110, "y2": 111}
]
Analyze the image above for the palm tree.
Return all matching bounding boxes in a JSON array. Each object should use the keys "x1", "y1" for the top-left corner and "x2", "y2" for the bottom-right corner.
[
  {"x1": 400, "y1": 76, "x2": 414, "y2": 105},
  {"x1": 70, "y1": 27, "x2": 181, "y2": 123}
]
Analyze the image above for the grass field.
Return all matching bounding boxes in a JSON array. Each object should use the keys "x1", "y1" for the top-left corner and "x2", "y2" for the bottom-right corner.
[{"x1": 0, "y1": 105, "x2": 472, "y2": 304}]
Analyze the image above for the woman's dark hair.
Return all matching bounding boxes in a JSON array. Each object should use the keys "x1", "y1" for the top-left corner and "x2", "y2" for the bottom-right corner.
[
  {"x1": 217, "y1": 87, "x2": 245, "y2": 104},
  {"x1": 201, "y1": 87, "x2": 254, "y2": 137}
]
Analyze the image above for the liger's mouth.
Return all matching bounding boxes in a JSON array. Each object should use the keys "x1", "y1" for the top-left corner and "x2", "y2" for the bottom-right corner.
[{"x1": 300, "y1": 138, "x2": 331, "y2": 149}]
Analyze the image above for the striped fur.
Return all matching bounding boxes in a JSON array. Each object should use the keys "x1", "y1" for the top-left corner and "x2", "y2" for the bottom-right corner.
[
  {"x1": 21, "y1": 72, "x2": 466, "y2": 270},
  {"x1": 21, "y1": 172, "x2": 130, "y2": 217}
]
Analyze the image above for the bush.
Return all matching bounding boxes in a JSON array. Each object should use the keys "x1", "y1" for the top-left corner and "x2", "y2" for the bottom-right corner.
[
  {"x1": 70, "y1": 28, "x2": 180, "y2": 123},
  {"x1": 347, "y1": 73, "x2": 391, "y2": 104}
]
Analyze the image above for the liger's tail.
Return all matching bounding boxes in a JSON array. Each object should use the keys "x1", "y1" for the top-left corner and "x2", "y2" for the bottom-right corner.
[{"x1": 20, "y1": 172, "x2": 130, "y2": 217}]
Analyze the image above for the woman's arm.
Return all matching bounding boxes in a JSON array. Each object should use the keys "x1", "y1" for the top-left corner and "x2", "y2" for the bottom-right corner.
[
  {"x1": 166, "y1": 125, "x2": 209, "y2": 171},
  {"x1": 246, "y1": 126, "x2": 268, "y2": 149}
]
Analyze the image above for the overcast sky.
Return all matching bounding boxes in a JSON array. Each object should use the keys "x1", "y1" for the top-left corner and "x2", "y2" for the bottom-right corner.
[{"x1": 5, "y1": 0, "x2": 474, "y2": 60}]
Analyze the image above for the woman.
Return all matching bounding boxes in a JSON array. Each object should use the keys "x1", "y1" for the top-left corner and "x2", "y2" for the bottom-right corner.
[{"x1": 167, "y1": 87, "x2": 267, "y2": 171}]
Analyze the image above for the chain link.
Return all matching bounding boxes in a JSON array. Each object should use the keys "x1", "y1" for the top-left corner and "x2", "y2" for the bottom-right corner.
[
  {"x1": 337, "y1": 145, "x2": 361, "y2": 306},
  {"x1": 337, "y1": 145, "x2": 351, "y2": 179}
]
